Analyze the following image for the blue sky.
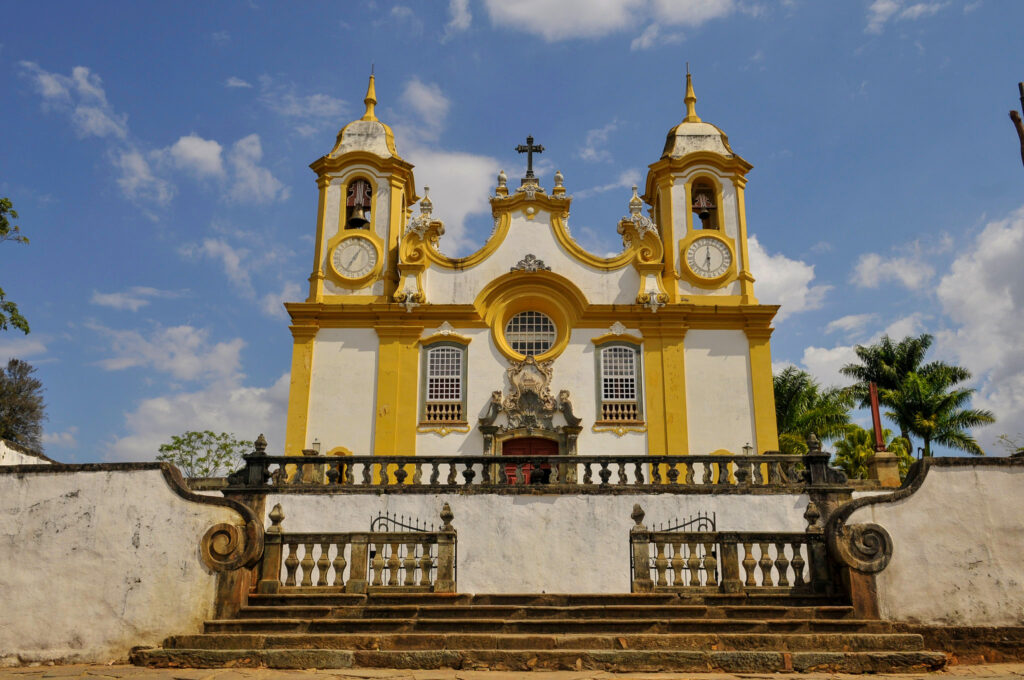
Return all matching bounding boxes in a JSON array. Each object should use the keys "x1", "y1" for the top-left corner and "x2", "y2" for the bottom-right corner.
[{"x1": 2, "y1": 0, "x2": 1023, "y2": 462}]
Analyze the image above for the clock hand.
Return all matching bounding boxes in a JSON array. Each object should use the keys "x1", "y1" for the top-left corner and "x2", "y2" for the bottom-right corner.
[
  {"x1": 347, "y1": 252, "x2": 361, "y2": 268},
  {"x1": 704, "y1": 247, "x2": 711, "y2": 271}
]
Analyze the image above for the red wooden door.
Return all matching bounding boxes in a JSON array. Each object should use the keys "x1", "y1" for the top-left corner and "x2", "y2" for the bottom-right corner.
[{"x1": 502, "y1": 437, "x2": 558, "y2": 483}]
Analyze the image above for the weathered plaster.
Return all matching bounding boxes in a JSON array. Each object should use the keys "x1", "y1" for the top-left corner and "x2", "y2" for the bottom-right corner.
[
  {"x1": 0, "y1": 439, "x2": 53, "y2": 466},
  {"x1": 683, "y1": 330, "x2": 756, "y2": 455},
  {"x1": 0, "y1": 467, "x2": 243, "y2": 665},
  {"x1": 264, "y1": 491, "x2": 810, "y2": 593},
  {"x1": 849, "y1": 462, "x2": 1024, "y2": 626}
]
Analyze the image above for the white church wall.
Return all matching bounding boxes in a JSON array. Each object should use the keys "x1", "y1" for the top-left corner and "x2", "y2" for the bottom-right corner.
[
  {"x1": 0, "y1": 439, "x2": 52, "y2": 465},
  {"x1": 306, "y1": 329, "x2": 378, "y2": 454},
  {"x1": 684, "y1": 330, "x2": 757, "y2": 455},
  {"x1": 849, "y1": 461, "x2": 1024, "y2": 626},
  {"x1": 0, "y1": 466, "x2": 242, "y2": 664},
  {"x1": 426, "y1": 209, "x2": 641, "y2": 306},
  {"x1": 264, "y1": 491, "x2": 810, "y2": 594}
]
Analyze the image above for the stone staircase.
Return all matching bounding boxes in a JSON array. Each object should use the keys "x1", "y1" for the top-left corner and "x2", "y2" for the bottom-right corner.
[{"x1": 132, "y1": 592, "x2": 948, "y2": 672}]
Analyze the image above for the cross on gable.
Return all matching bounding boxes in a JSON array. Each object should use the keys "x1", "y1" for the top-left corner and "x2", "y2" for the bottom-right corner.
[{"x1": 515, "y1": 135, "x2": 544, "y2": 180}]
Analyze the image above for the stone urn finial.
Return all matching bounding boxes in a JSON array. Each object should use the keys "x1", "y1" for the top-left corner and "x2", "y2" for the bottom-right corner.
[
  {"x1": 631, "y1": 503, "x2": 646, "y2": 529},
  {"x1": 254, "y1": 433, "x2": 268, "y2": 454},
  {"x1": 806, "y1": 433, "x2": 821, "y2": 452}
]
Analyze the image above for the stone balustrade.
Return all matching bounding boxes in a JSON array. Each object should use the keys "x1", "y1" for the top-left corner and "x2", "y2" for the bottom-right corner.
[{"x1": 257, "y1": 503, "x2": 457, "y2": 594}]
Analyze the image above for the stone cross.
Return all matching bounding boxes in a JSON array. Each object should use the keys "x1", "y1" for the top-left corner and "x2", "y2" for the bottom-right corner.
[{"x1": 515, "y1": 135, "x2": 544, "y2": 180}]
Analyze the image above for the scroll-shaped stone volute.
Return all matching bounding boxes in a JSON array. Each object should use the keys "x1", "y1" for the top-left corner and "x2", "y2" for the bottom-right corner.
[
  {"x1": 827, "y1": 519, "x2": 893, "y2": 574},
  {"x1": 558, "y1": 389, "x2": 582, "y2": 427},
  {"x1": 200, "y1": 518, "x2": 265, "y2": 572}
]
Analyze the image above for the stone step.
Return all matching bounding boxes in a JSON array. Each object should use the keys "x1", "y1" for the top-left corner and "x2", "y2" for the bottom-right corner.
[
  {"x1": 204, "y1": 616, "x2": 892, "y2": 635},
  {"x1": 165, "y1": 631, "x2": 926, "y2": 652},
  {"x1": 235, "y1": 604, "x2": 856, "y2": 621},
  {"x1": 131, "y1": 647, "x2": 948, "y2": 673}
]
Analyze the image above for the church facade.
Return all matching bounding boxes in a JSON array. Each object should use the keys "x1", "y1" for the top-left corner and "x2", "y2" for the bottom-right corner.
[{"x1": 282, "y1": 74, "x2": 779, "y2": 463}]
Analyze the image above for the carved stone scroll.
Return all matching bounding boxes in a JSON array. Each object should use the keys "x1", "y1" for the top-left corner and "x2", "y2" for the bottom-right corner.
[
  {"x1": 828, "y1": 521, "x2": 893, "y2": 574},
  {"x1": 200, "y1": 519, "x2": 264, "y2": 572}
]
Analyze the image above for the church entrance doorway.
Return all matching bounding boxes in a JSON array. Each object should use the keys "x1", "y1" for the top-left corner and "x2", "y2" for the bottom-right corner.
[{"x1": 501, "y1": 437, "x2": 557, "y2": 484}]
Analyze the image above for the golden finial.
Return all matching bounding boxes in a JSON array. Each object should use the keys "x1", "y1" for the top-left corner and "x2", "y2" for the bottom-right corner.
[
  {"x1": 683, "y1": 71, "x2": 701, "y2": 123},
  {"x1": 362, "y1": 73, "x2": 378, "y2": 122}
]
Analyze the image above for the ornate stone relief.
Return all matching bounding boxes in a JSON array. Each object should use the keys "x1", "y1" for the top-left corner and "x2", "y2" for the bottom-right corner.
[
  {"x1": 510, "y1": 254, "x2": 552, "y2": 272},
  {"x1": 478, "y1": 356, "x2": 581, "y2": 437}
]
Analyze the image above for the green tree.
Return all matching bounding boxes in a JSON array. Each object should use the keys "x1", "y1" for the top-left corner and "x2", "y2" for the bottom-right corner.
[
  {"x1": 0, "y1": 198, "x2": 30, "y2": 334},
  {"x1": 156, "y1": 430, "x2": 253, "y2": 478},
  {"x1": 0, "y1": 359, "x2": 46, "y2": 451},
  {"x1": 832, "y1": 425, "x2": 914, "y2": 480},
  {"x1": 880, "y1": 371, "x2": 995, "y2": 457},
  {"x1": 774, "y1": 366, "x2": 854, "y2": 454},
  {"x1": 996, "y1": 433, "x2": 1024, "y2": 456},
  {"x1": 840, "y1": 333, "x2": 970, "y2": 453}
]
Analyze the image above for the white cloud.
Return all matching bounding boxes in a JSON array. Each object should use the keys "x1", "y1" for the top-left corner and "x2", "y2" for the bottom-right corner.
[
  {"x1": 443, "y1": 0, "x2": 472, "y2": 40},
  {"x1": 851, "y1": 251, "x2": 935, "y2": 290},
  {"x1": 90, "y1": 286, "x2": 184, "y2": 312},
  {"x1": 226, "y1": 76, "x2": 252, "y2": 88},
  {"x1": 483, "y1": 0, "x2": 645, "y2": 40},
  {"x1": 933, "y1": 207, "x2": 1024, "y2": 452},
  {"x1": 578, "y1": 120, "x2": 619, "y2": 162},
  {"x1": 401, "y1": 78, "x2": 451, "y2": 140},
  {"x1": 865, "y1": 0, "x2": 949, "y2": 33},
  {"x1": 575, "y1": 169, "x2": 642, "y2": 199},
  {"x1": 825, "y1": 313, "x2": 879, "y2": 336},
  {"x1": 90, "y1": 323, "x2": 245, "y2": 383},
  {"x1": 651, "y1": 0, "x2": 735, "y2": 25},
  {"x1": 180, "y1": 238, "x2": 253, "y2": 295},
  {"x1": 227, "y1": 134, "x2": 288, "y2": 203},
  {"x1": 106, "y1": 373, "x2": 290, "y2": 463},
  {"x1": 257, "y1": 76, "x2": 347, "y2": 134},
  {"x1": 167, "y1": 134, "x2": 225, "y2": 177},
  {"x1": 630, "y1": 23, "x2": 684, "y2": 50},
  {"x1": 800, "y1": 345, "x2": 858, "y2": 389},
  {"x1": 42, "y1": 427, "x2": 77, "y2": 448},
  {"x1": 210, "y1": 30, "x2": 231, "y2": 44},
  {"x1": 747, "y1": 235, "x2": 830, "y2": 322},
  {"x1": 261, "y1": 282, "x2": 302, "y2": 319},
  {"x1": 20, "y1": 62, "x2": 128, "y2": 139},
  {"x1": 0, "y1": 335, "x2": 49, "y2": 364},
  {"x1": 113, "y1": 149, "x2": 174, "y2": 207}
]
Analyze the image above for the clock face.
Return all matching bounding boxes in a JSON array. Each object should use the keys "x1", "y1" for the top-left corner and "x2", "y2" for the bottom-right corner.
[
  {"x1": 332, "y1": 237, "x2": 378, "y2": 279},
  {"x1": 686, "y1": 237, "x2": 732, "y2": 279}
]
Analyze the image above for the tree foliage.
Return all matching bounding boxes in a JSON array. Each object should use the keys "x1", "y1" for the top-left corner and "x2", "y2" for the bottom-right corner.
[
  {"x1": 0, "y1": 197, "x2": 30, "y2": 334},
  {"x1": 0, "y1": 359, "x2": 46, "y2": 451},
  {"x1": 996, "y1": 433, "x2": 1024, "y2": 456},
  {"x1": 156, "y1": 430, "x2": 253, "y2": 478},
  {"x1": 832, "y1": 425, "x2": 914, "y2": 480},
  {"x1": 773, "y1": 366, "x2": 854, "y2": 451}
]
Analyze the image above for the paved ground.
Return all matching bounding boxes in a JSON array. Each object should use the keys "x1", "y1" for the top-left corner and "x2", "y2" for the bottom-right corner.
[{"x1": 2, "y1": 664, "x2": 1024, "y2": 680}]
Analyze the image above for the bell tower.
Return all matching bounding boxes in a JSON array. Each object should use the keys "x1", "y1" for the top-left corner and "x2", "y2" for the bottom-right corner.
[
  {"x1": 643, "y1": 73, "x2": 757, "y2": 305},
  {"x1": 306, "y1": 75, "x2": 417, "y2": 302}
]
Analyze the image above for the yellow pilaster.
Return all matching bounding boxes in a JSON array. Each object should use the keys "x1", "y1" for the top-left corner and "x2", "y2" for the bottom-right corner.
[
  {"x1": 735, "y1": 179, "x2": 758, "y2": 304},
  {"x1": 284, "y1": 326, "x2": 318, "y2": 456},
  {"x1": 386, "y1": 177, "x2": 406, "y2": 298},
  {"x1": 657, "y1": 178, "x2": 679, "y2": 302},
  {"x1": 308, "y1": 175, "x2": 331, "y2": 302},
  {"x1": 746, "y1": 327, "x2": 779, "y2": 453},
  {"x1": 373, "y1": 325, "x2": 423, "y2": 455},
  {"x1": 641, "y1": 326, "x2": 689, "y2": 456}
]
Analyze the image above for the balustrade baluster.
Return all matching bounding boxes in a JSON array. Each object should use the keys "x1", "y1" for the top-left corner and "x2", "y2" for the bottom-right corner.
[
  {"x1": 515, "y1": 463, "x2": 524, "y2": 485},
  {"x1": 775, "y1": 542, "x2": 790, "y2": 587},
  {"x1": 393, "y1": 464, "x2": 407, "y2": 485},
  {"x1": 362, "y1": 463, "x2": 372, "y2": 485},
  {"x1": 684, "y1": 463, "x2": 694, "y2": 485},
  {"x1": 792, "y1": 544, "x2": 806, "y2": 587},
  {"x1": 430, "y1": 462, "x2": 440, "y2": 486},
  {"x1": 284, "y1": 542, "x2": 299, "y2": 587},
  {"x1": 634, "y1": 460, "x2": 644, "y2": 485},
  {"x1": 419, "y1": 543, "x2": 432, "y2": 586},
  {"x1": 404, "y1": 542, "x2": 418, "y2": 586},
  {"x1": 317, "y1": 541, "x2": 331, "y2": 586},
  {"x1": 447, "y1": 463, "x2": 458, "y2": 485},
  {"x1": 666, "y1": 465, "x2": 679, "y2": 485},
  {"x1": 687, "y1": 542, "x2": 701, "y2": 586},
  {"x1": 481, "y1": 461, "x2": 491, "y2": 484},
  {"x1": 549, "y1": 463, "x2": 561, "y2": 484},
  {"x1": 670, "y1": 540, "x2": 685, "y2": 585},
  {"x1": 654, "y1": 540, "x2": 668, "y2": 587},
  {"x1": 742, "y1": 543, "x2": 756, "y2": 587},
  {"x1": 327, "y1": 462, "x2": 340, "y2": 485},
  {"x1": 371, "y1": 543, "x2": 385, "y2": 586},
  {"x1": 701, "y1": 462, "x2": 712, "y2": 485},
  {"x1": 412, "y1": 462, "x2": 422, "y2": 484},
  {"x1": 462, "y1": 464, "x2": 476, "y2": 485},
  {"x1": 753, "y1": 461, "x2": 764, "y2": 485},
  {"x1": 333, "y1": 541, "x2": 348, "y2": 587},
  {"x1": 618, "y1": 462, "x2": 628, "y2": 485},
  {"x1": 768, "y1": 462, "x2": 781, "y2": 485},
  {"x1": 758, "y1": 542, "x2": 774, "y2": 587},
  {"x1": 583, "y1": 462, "x2": 593, "y2": 485},
  {"x1": 599, "y1": 461, "x2": 611, "y2": 485},
  {"x1": 652, "y1": 463, "x2": 663, "y2": 484},
  {"x1": 715, "y1": 461, "x2": 728, "y2": 485},
  {"x1": 499, "y1": 464, "x2": 508, "y2": 484},
  {"x1": 703, "y1": 542, "x2": 718, "y2": 587},
  {"x1": 300, "y1": 542, "x2": 315, "y2": 587},
  {"x1": 387, "y1": 542, "x2": 401, "y2": 586}
]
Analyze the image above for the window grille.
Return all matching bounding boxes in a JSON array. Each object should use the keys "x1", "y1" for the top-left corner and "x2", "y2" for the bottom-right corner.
[
  {"x1": 505, "y1": 311, "x2": 556, "y2": 356},
  {"x1": 426, "y1": 347, "x2": 462, "y2": 402},
  {"x1": 599, "y1": 345, "x2": 641, "y2": 422}
]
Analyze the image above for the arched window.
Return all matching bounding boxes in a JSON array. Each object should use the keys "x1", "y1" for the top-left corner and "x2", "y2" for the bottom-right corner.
[
  {"x1": 597, "y1": 344, "x2": 643, "y2": 423},
  {"x1": 504, "y1": 311, "x2": 556, "y2": 357},
  {"x1": 691, "y1": 179, "x2": 718, "y2": 230},
  {"x1": 422, "y1": 344, "x2": 466, "y2": 423},
  {"x1": 345, "y1": 178, "x2": 372, "y2": 229}
]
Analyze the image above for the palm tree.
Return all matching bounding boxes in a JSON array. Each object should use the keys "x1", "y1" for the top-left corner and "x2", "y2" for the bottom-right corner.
[
  {"x1": 880, "y1": 371, "x2": 995, "y2": 457},
  {"x1": 840, "y1": 333, "x2": 971, "y2": 452},
  {"x1": 832, "y1": 425, "x2": 914, "y2": 480},
  {"x1": 774, "y1": 366, "x2": 853, "y2": 454}
]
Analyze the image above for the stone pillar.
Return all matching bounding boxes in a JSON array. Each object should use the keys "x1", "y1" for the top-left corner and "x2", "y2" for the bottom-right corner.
[{"x1": 868, "y1": 451, "x2": 901, "y2": 488}]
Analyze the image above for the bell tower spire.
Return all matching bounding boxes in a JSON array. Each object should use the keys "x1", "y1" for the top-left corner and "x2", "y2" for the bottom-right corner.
[
  {"x1": 683, "y1": 69, "x2": 701, "y2": 123},
  {"x1": 361, "y1": 72, "x2": 378, "y2": 122}
]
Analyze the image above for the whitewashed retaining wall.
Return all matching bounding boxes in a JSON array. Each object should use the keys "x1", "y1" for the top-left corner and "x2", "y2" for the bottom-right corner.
[
  {"x1": 265, "y1": 491, "x2": 810, "y2": 593},
  {"x1": 0, "y1": 439, "x2": 53, "y2": 466},
  {"x1": 0, "y1": 465, "x2": 245, "y2": 665},
  {"x1": 848, "y1": 460, "x2": 1024, "y2": 626}
]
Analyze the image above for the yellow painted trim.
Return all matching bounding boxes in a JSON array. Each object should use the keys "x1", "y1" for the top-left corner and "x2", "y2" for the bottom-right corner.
[
  {"x1": 326, "y1": 446, "x2": 352, "y2": 456},
  {"x1": 372, "y1": 325, "x2": 423, "y2": 458},
  {"x1": 308, "y1": 174, "x2": 331, "y2": 302},
  {"x1": 592, "y1": 423, "x2": 648, "y2": 437},
  {"x1": 746, "y1": 327, "x2": 780, "y2": 453},
  {"x1": 416, "y1": 423, "x2": 471, "y2": 436},
  {"x1": 591, "y1": 332, "x2": 644, "y2": 346},
  {"x1": 418, "y1": 332, "x2": 472, "y2": 346},
  {"x1": 284, "y1": 326, "x2": 318, "y2": 457},
  {"x1": 735, "y1": 183, "x2": 758, "y2": 303}
]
